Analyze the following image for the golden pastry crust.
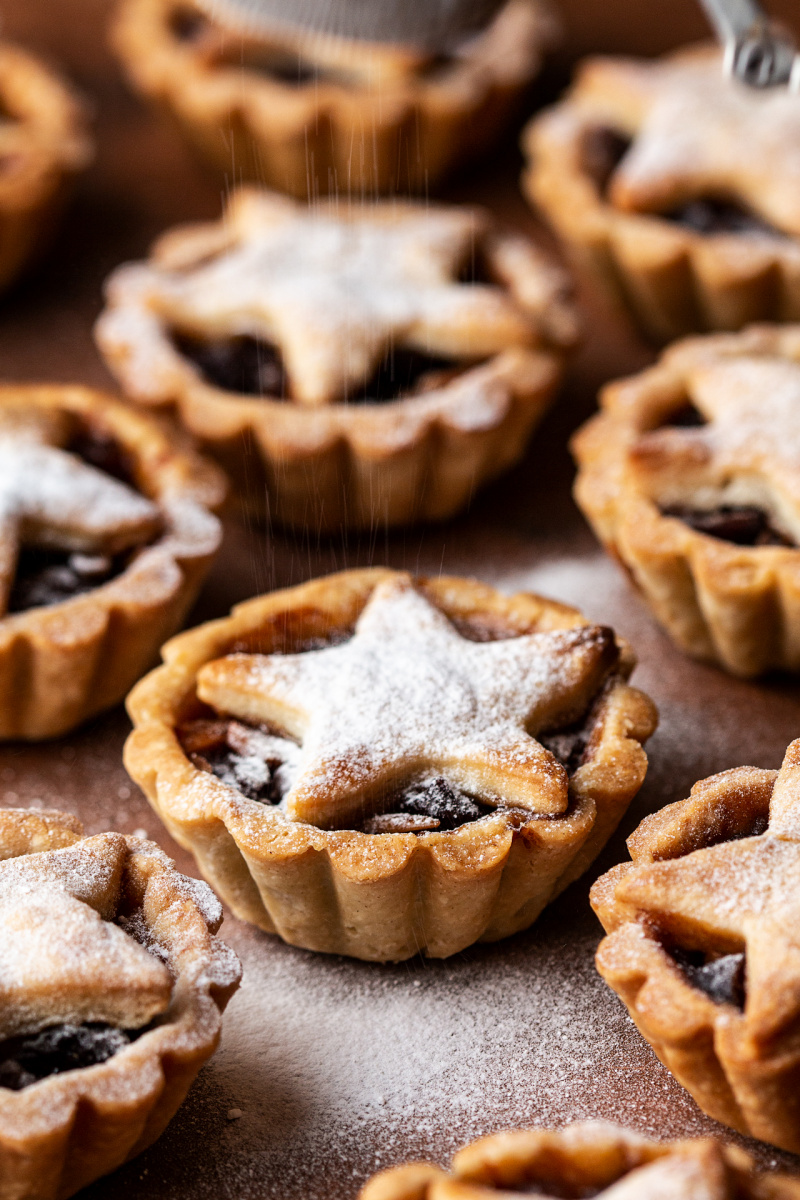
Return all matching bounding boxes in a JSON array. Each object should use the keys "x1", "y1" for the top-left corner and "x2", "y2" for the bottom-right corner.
[
  {"x1": 522, "y1": 45, "x2": 800, "y2": 344},
  {"x1": 0, "y1": 384, "x2": 227, "y2": 740},
  {"x1": 124, "y1": 568, "x2": 656, "y2": 962},
  {"x1": 0, "y1": 41, "x2": 92, "y2": 292},
  {"x1": 591, "y1": 738, "x2": 800, "y2": 1154},
  {"x1": 111, "y1": 0, "x2": 554, "y2": 198},
  {"x1": 0, "y1": 807, "x2": 241, "y2": 1200},
  {"x1": 360, "y1": 1121, "x2": 800, "y2": 1199},
  {"x1": 572, "y1": 323, "x2": 800, "y2": 678},
  {"x1": 95, "y1": 188, "x2": 577, "y2": 531}
]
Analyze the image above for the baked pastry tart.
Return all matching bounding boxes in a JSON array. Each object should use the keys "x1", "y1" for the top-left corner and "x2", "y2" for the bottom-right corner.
[
  {"x1": 124, "y1": 568, "x2": 656, "y2": 962},
  {"x1": 0, "y1": 384, "x2": 226, "y2": 740},
  {"x1": 523, "y1": 45, "x2": 800, "y2": 344},
  {"x1": 0, "y1": 41, "x2": 92, "y2": 292},
  {"x1": 0, "y1": 806, "x2": 241, "y2": 1200},
  {"x1": 592, "y1": 737, "x2": 800, "y2": 1154},
  {"x1": 572, "y1": 324, "x2": 800, "y2": 677},
  {"x1": 360, "y1": 1120, "x2": 800, "y2": 1199},
  {"x1": 95, "y1": 188, "x2": 577, "y2": 532},
  {"x1": 110, "y1": 0, "x2": 554, "y2": 198}
]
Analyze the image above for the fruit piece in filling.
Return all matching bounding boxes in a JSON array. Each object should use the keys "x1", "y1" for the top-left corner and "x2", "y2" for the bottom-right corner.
[
  {"x1": 660, "y1": 505, "x2": 794, "y2": 547},
  {"x1": 670, "y1": 947, "x2": 746, "y2": 1009}
]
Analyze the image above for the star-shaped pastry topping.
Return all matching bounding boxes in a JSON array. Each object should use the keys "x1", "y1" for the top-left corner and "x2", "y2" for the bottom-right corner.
[
  {"x1": 611, "y1": 740, "x2": 800, "y2": 1041},
  {"x1": 0, "y1": 409, "x2": 161, "y2": 615},
  {"x1": 0, "y1": 832, "x2": 173, "y2": 1040},
  {"x1": 195, "y1": 576, "x2": 619, "y2": 829},
  {"x1": 583, "y1": 51, "x2": 800, "y2": 236},
  {"x1": 116, "y1": 190, "x2": 537, "y2": 407},
  {"x1": 628, "y1": 355, "x2": 800, "y2": 527}
]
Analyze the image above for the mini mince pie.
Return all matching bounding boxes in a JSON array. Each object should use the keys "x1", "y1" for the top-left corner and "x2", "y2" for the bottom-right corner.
[
  {"x1": 523, "y1": 45, "x2": 800, "y2": 344},
  {"x1": 124, "y1": 568, "x2": 656, "y2": 962},
  {"x1": 591, "y1": 738, "x2": 800, "y2": 1154},
  {"x1": 110, "y1": 0, "x2": 554, "y2": 198},
  {"x1": 0, "y1": 41, "x2": 92, "y2": 293},
  {"x1": 0, "y1": 384, "x2": 226, "y2": 740},
  {"x1": 95, "y1": 188, "x2": 578, "y2": 532},
  {"x1": 572, "y1": 324, "x2": 800, "y2": 678},
  {"x1": 0, "y1": 806, "x2": 241, "y2": 1200},
  {"x1": 359, "y1": 1121, "x2": 800, "y2": 1199}
]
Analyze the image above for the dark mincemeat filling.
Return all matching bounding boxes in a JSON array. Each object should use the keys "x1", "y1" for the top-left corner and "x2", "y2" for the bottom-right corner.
[
  {"x1": 169, "y1": 5, "x2": 208, "y2": 41},
  {"x1": 670, "y1": 947, "x2": 746, "y2": 1010},
  {"x1": 584, "y1": 125, "x2": 782, "y2": 236},
  {"x1": 658, "y1": 402, "x2": 707, "y2": 429},
  {"x1": 0, "y1": 1023, "x2": 139, "y2": 1091},
  {"x1": 174, "y1": 330, "x2": 465, "y2": 405},
  {"x1": 179, "y1": 697, "x2": 595, "y2": 834},
  {"x1": 661, "y1": 505, "x2": 794, "y2": 547},
  {"x1": 9, "y1": 426, "x2": 146, "y2": 613}
]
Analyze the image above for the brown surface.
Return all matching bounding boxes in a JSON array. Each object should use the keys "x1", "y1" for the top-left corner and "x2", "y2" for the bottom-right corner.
[{"x1": 2, "y1": 2, "x2": 800, "y2": 1197}]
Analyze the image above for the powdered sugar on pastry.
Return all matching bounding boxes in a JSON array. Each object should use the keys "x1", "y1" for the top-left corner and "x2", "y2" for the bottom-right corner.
[
  {"x1": 196, "y1": 577, "x2": 618, "y2": 828},
  {"x1": 592, "y1": 52, "x2": 800, "y2": 235},
  {"x1": 102, "y1": 190, "x2": 537, "y2": 407},
  {"x1": 0, "y1": 832, "x2": 172, "y2": 1039}
]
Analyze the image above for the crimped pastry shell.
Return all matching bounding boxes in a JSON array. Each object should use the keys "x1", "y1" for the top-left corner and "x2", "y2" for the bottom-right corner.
[
  {"x1": 0, "y1": 385, "x2": 226, "y2": 739},
  {"x1": 124, "y1": 568, "x2": 656, "y2": 962},
  {"x1": 0, "y1": 807, "x2": 241, "y2": 1200}
]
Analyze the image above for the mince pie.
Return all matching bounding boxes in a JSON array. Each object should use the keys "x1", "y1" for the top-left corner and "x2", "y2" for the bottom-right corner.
[
  {"x1": 523, "y1": 45, "x2": 800, "y2": 344},
  {"x1": 95, "y1": 188, "x2": 578, "y2": 531},
  {"x1": 111, "y1": 0, "x2": 554, "y2": 198},
  {"x1": 0, "y1": 41, "x2": 92, "y2": 292},
  {"x1": 0, "y1": 806, "x2": 241, "y2": 1200},
  {"x1": 359, "y1": 1120, "x2": 800, "y2": 1199},
  {"x1": 0, "y1": 384, "x2": 226, "y2": 739},
  {"x1": 572, "y1": 324, "x2": 800, "y2": 677},
  {"x1": 591, "y1": 737, "x2": 800, "y2": 1153},
  {"x1": 124, "y1": 568, "x2": 656, "y2": 962}
]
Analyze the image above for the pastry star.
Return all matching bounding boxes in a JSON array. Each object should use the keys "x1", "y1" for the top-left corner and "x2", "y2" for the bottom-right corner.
[
  {"x1": 0, "y1": 413, "x2": 161, "y2": 615},
  {"x1": 196, "y1": 576, "x2": 618, "y2": 828},
  {"x1": 630, "y1": 355, "x2": 800, "y2": 521},
  {"x1": 0, "y1": 832, "x2": 172, "y2": 1039},
  {"x1": 591, "y1": 53, "x2": 800, "y2": 235},
  {"x1": 614, "y1": 741, "x2": 800, "y2": 1041},
  {"x1": 135, "y1": 190, "x2": 535, "y2": 406}
]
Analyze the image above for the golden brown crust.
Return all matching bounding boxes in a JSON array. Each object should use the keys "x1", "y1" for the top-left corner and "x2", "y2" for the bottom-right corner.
[
  {"x1": 359, "y1": 1121, "x2": 800, "y2": 1199},
  {"x1": 0, "y1": 384, "x2": 227, "y2": 740},
  {"x1": 571, "y1": 323, "x2": 800, "y2": 677},
  {"x1": 124, "y1": 568, "x2": 656, "y2": 962},
  {"x1": 95, "y1": 188, "x2": 577, "y2": 531},
  {"x1": 0, "y1": 807, "x2": 241, "y2": 1200},
  {"x1": 591, "y1": 738, "x2": 800, "y2": 1153},
  {"x1": 0, "y1": 42, "x2": 92, "y2": 292},
  {"x1": 521, "y1": 45, "x2": 800, "y2": 344},
  {"x1": 111, "y1": 0, "x2": 554, "y2": 198}
]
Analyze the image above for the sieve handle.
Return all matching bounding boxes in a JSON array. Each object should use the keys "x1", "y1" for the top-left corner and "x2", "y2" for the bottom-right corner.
[{"x1": 699, "y1": 0, "x2": 800, "y2": 88}]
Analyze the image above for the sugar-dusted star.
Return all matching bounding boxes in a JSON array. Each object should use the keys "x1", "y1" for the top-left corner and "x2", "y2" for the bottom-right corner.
[
  {"x1": 0, "y1": 832, "x2": 172, "y2": 1039},
  {"x1": 196, "y1": 575, "x2": 619, "y2": 828},
  {"x1": 0, "y1": 409, "x2": 161, "y2": 615},
  {"x1": 627, "y1": 354, "x2": 800, "y2": 521},
  {"x1": 111, "y1": 189, "x2": 537, "y2": 407},
  {"x1": 608, "y1": 739, "x2": 800, "y2": 1041},
  {"x1": 579, "y1": 50, "x2": 800, "y2": 235}
]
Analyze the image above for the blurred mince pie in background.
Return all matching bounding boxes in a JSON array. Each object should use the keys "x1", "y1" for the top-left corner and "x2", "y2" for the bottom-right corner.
[
  {"x1": 572, "y1": 324, "x2": 800, "y2": 678},
  {"x1": 523, "y1": 45, "x2": 800, "y2": 345},
  {"x1": 0, "y1": 40, "x2": 92, "y2": 293},
  {"x1": 110, "y1": 0, "x2": 557, "y2": 198},
  {"x1": 359, "y1": 1120, "x2": 800, "y2": 1199},
  {"x1": 0, "y1": 806, "x2": 241, "y2": 1200},
  {"x1": 591, "y1": 737, "x2": 800, "y2": 1154},
  {"x1": 0, "y1": 384, "x2": 226, "y2": 740},
  {"x1": 123, "y1": 568, "x2": 656, "y2": 962},
  {"x1": 95, "y1": 187, "x2": 579, "y2": 532}
]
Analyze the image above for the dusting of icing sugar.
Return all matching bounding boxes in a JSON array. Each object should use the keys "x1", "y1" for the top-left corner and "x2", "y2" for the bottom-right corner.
[
  {"x1": 598, "y1": 1152, "x2": 731, "y2": 1199},
  {"x1": 101, "y1": 194, "x2": 534, "y2": 407},
  {"x1": 196, "y1": 578, "x2": 615, "y2": 826},
  {"x1": 605, "y1": 54, "x2": 800, "y2": 235},
  {"x1": 0, "y1": 833, "x2": 172, "y2": 1039}
]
